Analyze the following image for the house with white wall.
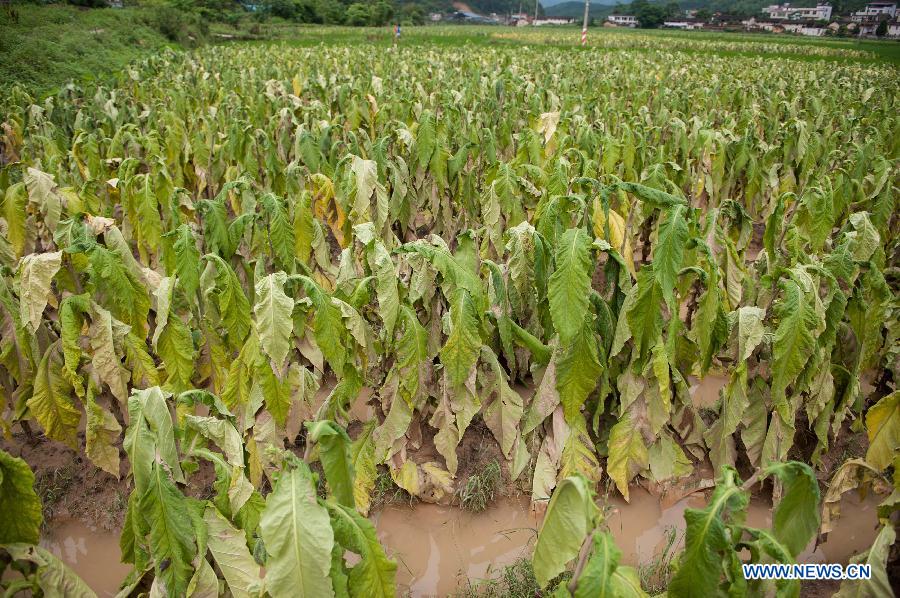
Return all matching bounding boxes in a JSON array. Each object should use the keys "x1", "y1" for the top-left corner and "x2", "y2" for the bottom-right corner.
[
  {"x1": 851, "y1": 2, "x2": 897, "y2": 21},
  {"x1": 607, "y1": 14, "x2": 638, "y2": 27},
  {"x1": 762, "y1": 3, "x2": 833, "y2": 20}
]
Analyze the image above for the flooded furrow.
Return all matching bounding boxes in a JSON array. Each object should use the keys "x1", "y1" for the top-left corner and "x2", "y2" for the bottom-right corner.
[
  {"x1": 42, "y1": 489, "x2": 882, "y2": 597},
  {"x1": 40, "y1": 519, "x2": 131, "y2": 597}
]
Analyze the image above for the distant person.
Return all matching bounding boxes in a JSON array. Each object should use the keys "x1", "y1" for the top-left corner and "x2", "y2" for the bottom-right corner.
[{"x1": 395, "y1": 23, "x2": 401, "y2": 43}]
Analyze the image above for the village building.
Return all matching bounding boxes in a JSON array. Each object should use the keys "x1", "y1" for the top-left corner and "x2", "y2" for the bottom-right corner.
[
  {"x1": 761, "y1": 3, "x2": 833, "y2": 20},
  {"x1": 607, "y1": 14, "x2": 638, "y2": 27}
]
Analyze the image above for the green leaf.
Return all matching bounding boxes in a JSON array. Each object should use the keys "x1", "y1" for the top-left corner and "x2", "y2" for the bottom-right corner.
[
  {"x1": 326, "y1": 501, "x2": 398, "y2": 598},
  {"x1": 261, "y1": 193, "x2": 296, "y2": 271},
  {"x1": 157, "y1": 313, "x2": 195, "y2": 392},
  {"x1": 254, "y1": 272, "x2": 294, "y2": 376},
  {"x1": 18, "y1": 250, "x2": 62, "y2": 332},
  {"x1": 306, "y1": 420, "x2": 355, "y2": 508},
  {"x1": 205, "y1": 254, "x2": 252, "y2": 350},
  {"x1": 365, "y1": 237, "x2": 400, "y2": 340},
  {"x1": 548, "y1": 228, "x2": 592, "y2": 343},
  {"x1": 653, "y1": 204, "x2": 688, "y2": 306},
  {"x1": 3, "y1": 543, "x2": 96, "y2": 598},
  {"x1": 772, "y1": 279, "x2": 818, "y2": 404},
  {"x1": 141, "y1": 461, "x2": 197, "y2": 597},
  {"x1": 172, "y1": 224, "x2": 201, "y2": 300},
  {"x1": 0, "y1": 449, "x2": 43, "y2": 544},
  {"x1": 668, "y1": 467, "x2": 749, "y2": 597},
  {"x1": 439, "y1": 288, "x2": 482, "y2": 388},
  {"x1": 298, "y1": 276, "x2": 348, "y2": 377},
  {"x1": 574, "y1": 532, "x2": 648, "y2": 598},
  {"x1": 87, "y1": 246, "x2": 151, "y2": 339},
  {"x1": 533, "y1": 475, "x2": 599, "y2": 588},
  {"x1": 27, "y1": 342, "x2": 80, "y2": 449},
  {"x1": 556, "y1": 322, "x2": 602, "y2": 422},
  {"x1": 764, "y1": 461, "x2": 820, "y2": 558},
  {"x1": 124, "y1": 387, "x2": 184, "y2": 494},
  {"x1": 204, "y1": 506, "x2": 264, "y2": 598},
  {"x1": 259, "y1": 464, "x2": 335, "y2": 598},
  {"x1": 626, "y1": 269, "x2": 664, "y2": 366},
  {"x1": 395, "y1": 306, "x2": 428, "y2": 409},
  {"x1": 864, "y1": 391, "x2": 899, "y2": 471}
]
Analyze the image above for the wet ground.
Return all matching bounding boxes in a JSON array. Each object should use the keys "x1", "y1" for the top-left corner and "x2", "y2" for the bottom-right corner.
[{"x1": 45, "y1": 487, "x2": 882, "y2": 597}]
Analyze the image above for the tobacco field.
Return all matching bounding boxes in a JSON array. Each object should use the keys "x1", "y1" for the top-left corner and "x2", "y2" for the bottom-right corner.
[{"x1": 0, "y1": 30, "x2": 898, "y2": 597}]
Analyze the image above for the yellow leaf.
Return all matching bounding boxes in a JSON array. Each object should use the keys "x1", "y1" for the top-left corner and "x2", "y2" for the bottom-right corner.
[{"x1": 592, "y1": 201, "x2": 634, "y2": 276}]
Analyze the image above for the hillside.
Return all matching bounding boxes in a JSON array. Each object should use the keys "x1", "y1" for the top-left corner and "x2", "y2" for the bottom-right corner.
[
  {"x1": 544, "y1": 1, "x2": 618, "y2": 18},
  {"x1": 0, "y1": 5, "x2": 195, "y2": 97}
]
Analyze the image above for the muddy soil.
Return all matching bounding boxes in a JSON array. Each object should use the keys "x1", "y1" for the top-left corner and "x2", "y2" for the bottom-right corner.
[{"x1": 39, "y1": 484, "x2": 883, "y2": 597}]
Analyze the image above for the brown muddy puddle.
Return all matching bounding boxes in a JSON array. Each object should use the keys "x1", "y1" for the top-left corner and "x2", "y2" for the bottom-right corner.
[
  {"x1": 40, "y1": 519, "x2": 131, "y2": 597},
  {"x1": 375, "y1": 488, "x2": 882, "y2": 597},
  {"x1": 44, "y1": 489, "x2": 881, "y2": 597}
]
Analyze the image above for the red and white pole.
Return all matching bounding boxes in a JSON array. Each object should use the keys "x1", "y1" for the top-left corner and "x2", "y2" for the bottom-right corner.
[{"x1": 581, "y1": 27, "x2": 587, "y2": 45}]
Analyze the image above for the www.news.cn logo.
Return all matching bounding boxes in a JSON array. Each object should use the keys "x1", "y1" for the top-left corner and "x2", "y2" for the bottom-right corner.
[{"x1": 742, "y1": 563, "x2": 872, "y2": 580}]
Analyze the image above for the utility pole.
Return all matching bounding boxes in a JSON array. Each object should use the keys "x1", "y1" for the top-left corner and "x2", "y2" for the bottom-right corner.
[
  {"x1": 534, "y1": 0, "x2": 539, "y2": 22},
  {"x1": 581, "y1": 0, "x2": 590, "y2": 44}
]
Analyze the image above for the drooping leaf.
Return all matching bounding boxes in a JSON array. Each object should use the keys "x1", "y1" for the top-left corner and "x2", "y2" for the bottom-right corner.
[
  {"x1": 606, "y1": 413, "x2": 649, "y2": 502},
  {"x1": 864, "y1": 391, "x2": 899, "y2": 471},
  {"x1": 141, "y1": 461, "x2": 197, "y2": 597},
  {"x1": 653, "y1": 204, "x2": 688, "y2": 306},
  {"x1": 548, "y1": 228, "x2": 592, "y2": 343},
  {"x1": 254, "y1": 271, "x2": 294, "y2": 376},
  {"x1": 574, "y1": 532, "x2": 648, "y2": 598},
  {"x1": 306, "y1": 420, "x2": 355, "y2": 508},
  {"x1": 204, "y1": 506, "x2": 264, "y2": 598},
  {"x1": 18, "y1": 250, "x2": 62, "y2": 332},
  {"x1": 3, "y1": 543, "x2": 96, "y2": 598},
  {"x1": 834, "y1": 523, "x2": 896, "y2": 598},
  {"x1": 764, "y1": 461, "x2": 820, "y2": 558},
  {"x1": 27, "y1": 342, "x2": 80, "y2": 449},
  {"x1": 259, "y1": 464, "x2": 335, "y2": 598},
  {"x1": 439, "y1": 288, "x2": 481, "y2": 388},
  {"x1": 85, "y1": 386, "x2": 122, "y2": 478},
  {"x1": 668, "y1": 467, "x2": 749, "y2": 597},
  {"x1": 532, "y1": 475, "x2": 599, "y2": 588},
  {"x1": 326, "y1": 501, "x2": 397, "y2": 598},
  {"x1": 0, "y1": 449, "x2": 43, "y2": 544}
]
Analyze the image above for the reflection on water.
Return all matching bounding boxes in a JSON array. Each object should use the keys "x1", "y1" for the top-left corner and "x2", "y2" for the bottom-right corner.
[
  {"x1": 372, "y1": 495, "x2": 539, "y2": 596},
  {"x1": 40, "y1": 519, "x2": 131, "y2": 597},
  {"x1": 43, "y1": 487, "x2": 881, "y2": 598}
]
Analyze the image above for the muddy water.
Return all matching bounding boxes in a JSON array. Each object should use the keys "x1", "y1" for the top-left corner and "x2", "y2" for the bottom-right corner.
[
  {"x1": 374, "y1": 488, "x2": 882, "y2": 597},
  {"x1": 43, "y1": 490, "x2": 881, "y2": 597},
  {"x1": 40, "y1": 519, "x2": 131, "y2": 597},
  {"x1": 373, "y1": 496, "x2": 540, "y2": 596}
]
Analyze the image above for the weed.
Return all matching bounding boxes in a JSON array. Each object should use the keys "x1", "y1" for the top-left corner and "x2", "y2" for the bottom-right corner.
[
  {"x1": 638, "y1": 525, "x2": 679, "y2": 595},
  {"x1": 371, "y1": 468, "x2": 415, "y2": 510},
  {"x1": 459, "y1": 558, "x2": 569, "y2": 597},
  {"x1": 456, "y1": 459, "x2": 501, "y2": 513},
  {"x1": 33, "y1": 463, "x2": 77, "y2": 529}
]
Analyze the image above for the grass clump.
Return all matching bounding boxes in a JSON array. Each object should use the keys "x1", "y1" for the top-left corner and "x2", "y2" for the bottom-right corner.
[
  {"x1": 370, "y1": 468, "x2": 415, "y2": 511},
  {"x1": 638, "y1": 526, "x2": 678, "y2": 594},
  {"x1": 456, "y1": 459, "x2": 501, "y2": 512},
  {"x1": 33, "y1": 463, "x2": 77, "y2": 530},
  {"x1": 459, "y1": 558, "x2": 570, "y2": 597}
]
